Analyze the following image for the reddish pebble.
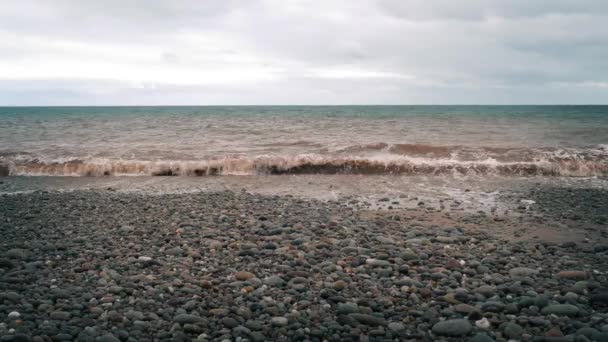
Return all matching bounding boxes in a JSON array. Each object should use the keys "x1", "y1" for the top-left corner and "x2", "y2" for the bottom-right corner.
[{"x1": 557, "y1": 270, "x2": 588, "y2": 280}]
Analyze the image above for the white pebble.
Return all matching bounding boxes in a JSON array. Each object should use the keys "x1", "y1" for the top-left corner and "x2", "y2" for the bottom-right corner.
[
  {"x1": 475, "y1": 317, "x2": 490, "y2": 329},
  {"x1": 8, "y1": 311, "x2": 20, "y2": 320}
]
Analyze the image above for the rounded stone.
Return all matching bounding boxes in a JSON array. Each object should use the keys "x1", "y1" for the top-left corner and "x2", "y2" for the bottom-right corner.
[
  {"x1": 388, "y1": 322, "x2": 405, "y2": 333},
  {"x1": 557, "y1": 271, "x2": 588, "y2": 280},
  {"x1": 348, "y1": 313, "x2": 387, "y2": 327},
  {"x1": 475, "y1": 317, "x2": 491, "y2": 329},
  {"x1": 541, "y1": 304, "x2": 580, "y2": 316},
  {"x1": 174, "y1": 314, "x2": 203, "y2": 324},
  {"x1": 271, "y1": 317, "x2": 288, "y2": 327},
  {"x1": 235, "y1": 271, "x2": 256, "y2": 281},
  {"x1": 365, "y1": 259, "x2": 391, "y2": 267},
  {"x1": 509, "y1": 267, "x2": 539, "y2": 278},
  {"x1": 432, "y1": 319, "x2": 473, "y2": 336},
  {"x1": 504, "y1": 323, "x2": 523, "y2": 339},
  {"x1": 263, "y1": 275, "x2": 284, "y2": 287},
  {"x1": 469, "y1": 332, "x2": 495, "y2": 342},
  {"x1": 221, "y1": 317, "x2": 239, "y2": 328}
]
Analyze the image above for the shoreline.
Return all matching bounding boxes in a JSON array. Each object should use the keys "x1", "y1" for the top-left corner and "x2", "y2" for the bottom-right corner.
[{"x1": 1, "y1": 186, "x2": 607, "y2": 341}]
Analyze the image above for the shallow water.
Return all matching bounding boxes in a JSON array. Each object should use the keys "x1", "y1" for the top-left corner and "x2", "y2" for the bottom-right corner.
[{"x1": 1, "y1": 105, "x2": 607, "y2": 176}]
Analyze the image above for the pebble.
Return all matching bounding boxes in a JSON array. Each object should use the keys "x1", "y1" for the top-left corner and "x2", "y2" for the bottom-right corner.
[
  {"x1": 365, "y1": 259, "x2": 391, "y2": 267},
  {"x1": 7, "y1": 312, "x2": 20, "y2": 320},
  {"x1": 270, "y1": 317, "x2": 288, "y2": 327},
  {"x1": 221, "y1": 317, "x2": 239, "y2": 328},
  {"x1": 435, "y1": 236, "x2": 457, "y2": 243},
  {"x1": 469, "y1": 332, "x2": 495, "y2": 342},
  {"x1": 387, "y1": 322, "x2": 404, "y2": 333},
  {"x1": 174, "y1": 314, "x2": 203, "y2": 324},
  {"x1": 95, "y1": 334, "x2": 120, "y2": 342},
  {"x1": 96, "y1": 334, "x2": 120, "y2": 342},
  {"x1": 235, "y1": 271, "x2": 256, "y2": 281},
  {"x1": 333, "y1": 280, "x2": 347, "y2": 290},
  {"x1": 557, "y1": 270, "x2": 588, "y2": 280},
  {"x1": 432, "y1": 319, "x2": 472, "y2": 336},
  {"x1": 541, "y1": 304, "x2": 580, "y2": 316},
  {"x1": 49, "y1": 311, "x2": 71, "y2": 320},
  {"x1": 337, "y1": 303, "x2": 359, "y2": 314},
  {"x1": 504, "y1": 322, "x2": 524, "y2": 339},
  {"x1": 475, "y1": 317, "x2": 491, "y2": 329},
  {"x1": 509, "y1": 267, "x2": 539, "y2": 278},
  {"x1": 348, "y1": 313, "x2": 387, "y2": 326},
  {"x1": 263, "y1": 275, "x2": 285, "y2": 287}
]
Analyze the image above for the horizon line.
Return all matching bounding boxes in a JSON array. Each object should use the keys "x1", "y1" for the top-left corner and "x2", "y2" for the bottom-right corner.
[{"x1": 2, "y1": 104, "x2": 608, "y2": 108}]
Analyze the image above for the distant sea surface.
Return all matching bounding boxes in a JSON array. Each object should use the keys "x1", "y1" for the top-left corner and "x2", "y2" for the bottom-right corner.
[{"x1": 1, "y1": 105, "x2": 607, "y2": 177}]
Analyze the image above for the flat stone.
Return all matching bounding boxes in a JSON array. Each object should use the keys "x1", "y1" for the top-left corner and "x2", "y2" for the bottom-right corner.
[
  {"x1": 173, "y1": 314, "x2": 203, "y2": 324},
  {"x1": 50, "y1": 311, "x2": 71, "y2": 320},
  {"x1": 96, "y1": 334, "x2": 120, "y2": 342},
  {"x1": 474, "y1": 285, "x2": 497, "y2": 297},
  {"x1": 165, "y1": 247, "x2": 185, "y2": 256},
  {"x1": 245, "y1": 320, "x2": 264, "y2": 331},
  {"x1": 557, "y1": 271, "x2": 588, "y2": 280},
  {"x1": 365, "y1": 259, "x2": 391, "y2": 267},
  {"x1": 337, "y1": 303, "x2": 359, "y2": 314},
  {"x1": 509, "y1": 267, "x2": 539, "y2": 278},
  {"x1": 454, "y1": 304, "x2": 477, "y2": 314},
  {"x1": 376, "y1": 236, "x2": 396, "y2": 244},
  {"x1": 541, "y1": 304, "x2": 580, "y2": 316},
  {"x1": 286, "y1": 271, "x2": 312, "y2": 278},
  {"x1": 435, "y1": 236, "x2": 457, "y2": 243},
  {"x1": 235, "y1": 271, "x2": 256, "y2": 281},
  {"x1": 481, "y1": 301, "x2": 505, "y2": 313},
  {"x1": 125, "y1": 310, "x2": 144, "y2": 321},
  {"x1": 433, "y1": 319, "x2": 473, "y2": 336},
  {"x1": 348, "y1": 313, "x2": 387, "y2": 326},
  {"x1": 469, "y1": 332, "x2": 495, "y2": 342}
]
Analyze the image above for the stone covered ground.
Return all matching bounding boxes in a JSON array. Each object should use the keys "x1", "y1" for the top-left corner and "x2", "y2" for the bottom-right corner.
[{"x1": 0, "y1": 189, "x2": 607, "y2": 341}]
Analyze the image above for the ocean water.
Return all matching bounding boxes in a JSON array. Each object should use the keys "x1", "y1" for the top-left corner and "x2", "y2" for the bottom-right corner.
[{"x1": 0, "y1": 105, "x2": 607, "y2": 177}]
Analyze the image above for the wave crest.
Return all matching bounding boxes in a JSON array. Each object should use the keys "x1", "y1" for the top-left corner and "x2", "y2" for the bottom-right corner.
[{"x1": 2, "y1": 153, "x2": 607, "y2": 177}]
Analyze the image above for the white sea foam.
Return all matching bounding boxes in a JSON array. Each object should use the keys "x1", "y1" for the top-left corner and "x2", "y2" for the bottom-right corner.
[{"x1": 2, "y1": 148, "x2": 607, "y2": 177}]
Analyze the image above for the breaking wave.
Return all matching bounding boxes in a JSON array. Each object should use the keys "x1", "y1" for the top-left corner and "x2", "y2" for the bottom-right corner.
[{"x1": 1, "y1": 143, "x2": 607, "y2": 177}]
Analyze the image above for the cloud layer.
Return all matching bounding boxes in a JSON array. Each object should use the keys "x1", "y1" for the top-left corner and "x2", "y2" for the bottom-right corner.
[{"x1": 1, "y1": 0, "x2": 607, "y2": 105}]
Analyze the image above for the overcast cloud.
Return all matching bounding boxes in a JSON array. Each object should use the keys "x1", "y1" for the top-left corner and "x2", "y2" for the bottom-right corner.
[{"x1": 1, "y1": 0, "x2": 607, "y2": 105}]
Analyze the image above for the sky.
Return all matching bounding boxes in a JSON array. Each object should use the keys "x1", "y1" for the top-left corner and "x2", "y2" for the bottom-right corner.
[{"x1": 1, "y1": 0, "x2": 607, "y2": 105}]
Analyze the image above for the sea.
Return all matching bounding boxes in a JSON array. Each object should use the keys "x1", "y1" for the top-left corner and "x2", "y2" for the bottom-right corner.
[{"x1": 1, "y1": 105, "x2": 607, "y2": 177}]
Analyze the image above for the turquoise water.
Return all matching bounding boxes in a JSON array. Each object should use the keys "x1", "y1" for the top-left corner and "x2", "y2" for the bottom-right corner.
[{"x1": 0, "y1": 106, "x2": 607, "y2": 176}]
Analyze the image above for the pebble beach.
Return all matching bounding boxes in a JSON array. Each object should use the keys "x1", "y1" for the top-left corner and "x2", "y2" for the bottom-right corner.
[{"x1": 1, "y1": 177, "x2": 607, "y2": 341}]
